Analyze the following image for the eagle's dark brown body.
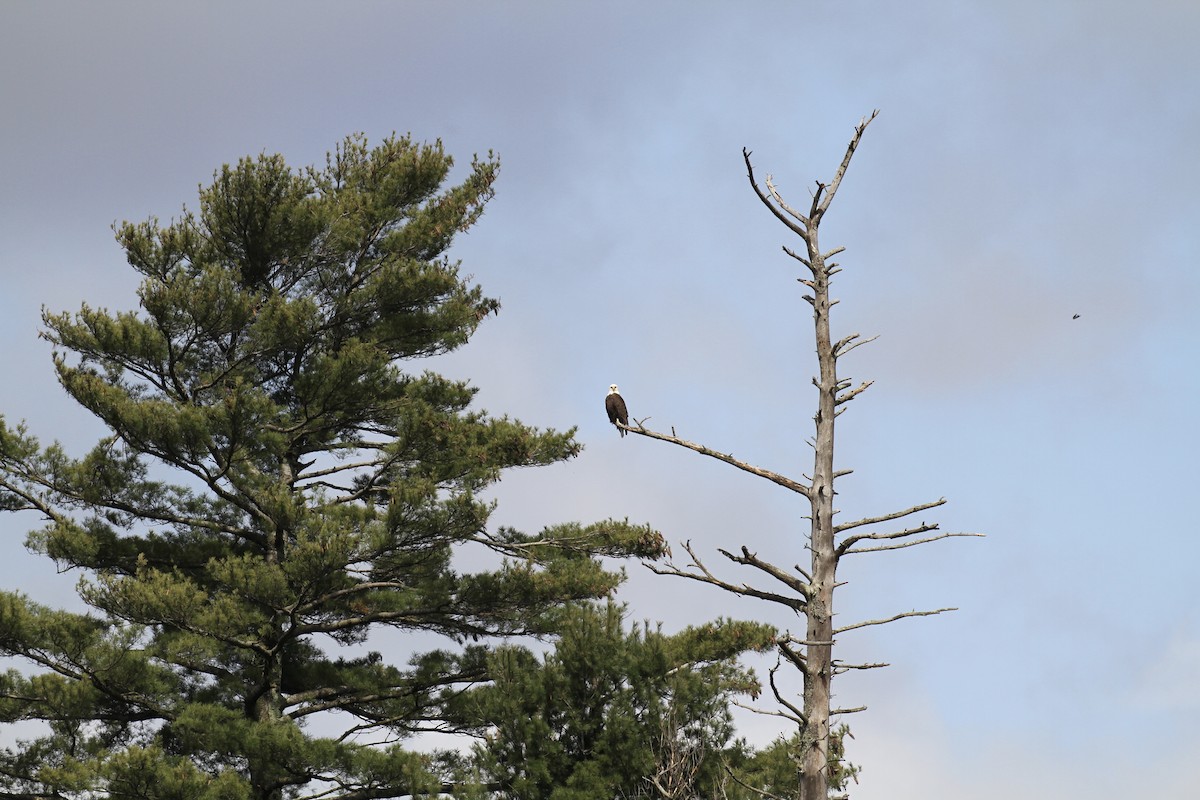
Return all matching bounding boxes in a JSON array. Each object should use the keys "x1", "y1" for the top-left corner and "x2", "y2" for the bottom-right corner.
[{"x1": 605, "y1": 385, "x2": 628, "y2": 437}]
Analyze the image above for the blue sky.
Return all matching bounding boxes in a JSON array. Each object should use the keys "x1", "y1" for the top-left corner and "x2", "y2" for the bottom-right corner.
[{"x1": 2, "y1": 2, "x2": 1199, "y2": 797}]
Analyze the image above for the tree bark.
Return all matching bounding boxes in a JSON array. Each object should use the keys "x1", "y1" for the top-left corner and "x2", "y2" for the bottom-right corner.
[
  {"x1": 801, "y1": 223, "x2": 838, "y2": 800},
  {"x1": 633, "y1": 111, "x2": 981, "y2": 800}
]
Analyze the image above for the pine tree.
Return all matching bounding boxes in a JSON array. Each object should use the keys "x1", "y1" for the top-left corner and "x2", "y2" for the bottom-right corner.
[
  {"x1": 459, "y1": 601, "x2": 777, "y2": 800},
  {"x1": 0, "y1": 134, "x2": 665, "y2": 800},
  {"x1": 724, "y1": 726, "x2": 859, "y2": 800}
]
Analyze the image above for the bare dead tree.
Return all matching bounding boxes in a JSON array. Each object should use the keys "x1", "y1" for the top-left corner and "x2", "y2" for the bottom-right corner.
[
  {"x1": 646, "y1": 702, "x2": 707, "y2": 800},
  {"x1": 629, "y1": 112, "x2": 982, "y2": 800}
]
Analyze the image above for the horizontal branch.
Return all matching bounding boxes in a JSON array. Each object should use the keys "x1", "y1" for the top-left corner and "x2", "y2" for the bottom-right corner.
[
  {"x1": 834, "y1": 498, "x2": 947, "y2": 535},
  {"x1": 286, "y1": 667, "x2": 483, "y2": 719},
  {"x1": 0, "y1": 466, "x2": 257, "y2": 545},
  {"x1": 831, "y1": 705, "x2": 868, "y2": 715},
  {"x1": 295, "y1": 456, "x2": 387, "y2": 482},
  {"x1": 837, "y1": 520, "x2": 941, "y2": 554},
  {"x1": 833, "y1": 660, "x2": 890, "y2": 672},
  {"x1": 778, "y1": 633, "x2": 835, "y2": 648},
  {"x1": 623, "y1": 423, "x2": 811, "y2": 498},
  {"x1": 841, "y1": 531, "x2": 985, "y2": 555},
  {"x1": 835, "y1": 380, "x2": 873, "y2": 405},
  {"x1": 834, "y1": 607, "x2": 957, "y2": 635}
]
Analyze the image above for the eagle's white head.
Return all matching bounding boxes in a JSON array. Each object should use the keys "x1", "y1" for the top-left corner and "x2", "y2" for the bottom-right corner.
[{"x1": 609, "y1": 384, "x2": 620, "y2": 394}]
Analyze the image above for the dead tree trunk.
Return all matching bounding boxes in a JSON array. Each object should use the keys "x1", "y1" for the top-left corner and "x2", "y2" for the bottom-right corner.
[{"x1": 635, "y1": 112, "x2": 981, "y2": 799}]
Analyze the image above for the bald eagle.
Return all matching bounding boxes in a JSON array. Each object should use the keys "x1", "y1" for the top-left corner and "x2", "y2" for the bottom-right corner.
[{"x1": 605, "y1": 384, "x2": 629, "y2": 437}]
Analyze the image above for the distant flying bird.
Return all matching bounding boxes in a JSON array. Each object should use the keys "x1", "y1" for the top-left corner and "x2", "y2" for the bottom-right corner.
[
  {"x1": 1073, "y1": 314, "x2": 1081, "y2": 319},
  {"x1": 605, "y1": 384, "x2": 629, "y2": 437}
]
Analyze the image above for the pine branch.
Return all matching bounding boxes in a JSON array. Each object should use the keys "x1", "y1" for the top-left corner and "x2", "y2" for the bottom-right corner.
[
  {"x1": 323, "y1": 453, "x2": 404, "y2": 506},
  {"x1": 303, "y1": 783, "x2": 456, "y2": 800},
  {"x1": 285, "y1": 667, "x2": 483, "y2": 719},
  {"x1": 0, "y1": 454, "x2": 258, "y2": 546},
  {"x1": 294, "y1": 456, "x2": 389, "y2": 482}
]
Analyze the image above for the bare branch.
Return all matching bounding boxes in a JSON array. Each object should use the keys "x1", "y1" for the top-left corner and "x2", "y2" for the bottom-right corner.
[
  {"x1": 808, "y1": 181, "x2": 825, "y2": 218},
  {"x1": 783, "y1": 245, "x2": 813, "y2": 269},
  {"x1": 841, "y1": 531, "x2": 985, "y2": 555},
  {"x1": 768, "y1": 660, "x2": 808, "y2": 724},
  {"x1": 622, "y1": 423, "x2": 811, "y2": 498},
  {"x1": 838, "y1": 521, "x2": 941, "y2": 553},
  {"x1": 647, "y1": 542, "x2": 806, "y2": 611},
  {"x1": 731, "y1": 699, "x2": 805, "y2": 728},
  {"x1": 835, "y1": 607, "x2": 957, "y2": 635},
  {"x1": 718, "y1": 545, "x2": 811, "y2": 599},
  {"x1": 295, "y1": 456, "x2": 387, "y2": 482},
  {"x1": 832, "y1": 660, "x2": 890, "y2": 673},
  {"x1": 832, "y1": 333, "x2": 860, "y2": 353},
  {"x1": 724, "y1": 762, "x2": 789, "y2": 800},
  {"x1": 766, "y1": 174, "x2": 815, "y2": 230},
  {"x1": 832, "y1": 333, "x2": 879, "y2": 358},
  {"x1": 778, "y1": 633, "x2": 836, "y2": 648},
  {"x1": 834, "y1": 498, "x2": 947, "y2": 534},
  {"x1": 743, "y1": 148, "x2": 809, "y2": 238},
  {"x1": 642, "y1": 116, "x2": 979, "y2": 800},
  {"x1": 776, "y1": 637, "x2": 807, "y2": 669},
  {"x1": 835, "y1": 380, "x2": 873, "y2": 405},
  {"x1": 814, "y1": 110, "x2": 879, "y2": 220}
]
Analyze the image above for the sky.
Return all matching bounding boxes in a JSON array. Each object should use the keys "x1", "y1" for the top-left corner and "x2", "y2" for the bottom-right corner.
[{"x1": 2, "y1": 1, "x2": 1199, "y2": 797}]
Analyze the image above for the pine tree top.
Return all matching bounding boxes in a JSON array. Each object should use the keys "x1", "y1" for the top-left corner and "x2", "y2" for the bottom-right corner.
[{"x1": 0, "y1": 134, "x2": 667, "y2": 799}]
